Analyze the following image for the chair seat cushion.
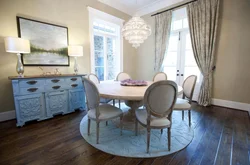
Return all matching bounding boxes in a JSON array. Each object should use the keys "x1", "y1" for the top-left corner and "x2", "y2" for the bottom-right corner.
[
  {"x1": 135, "y1": 109, "x2": 171, "y2": 127},
  {"x1": 88, "y1": 104, "x2": 123, "y2": 120},
  {"x1": 174, "y1": 98, "x2": 191, "y2": 110}
]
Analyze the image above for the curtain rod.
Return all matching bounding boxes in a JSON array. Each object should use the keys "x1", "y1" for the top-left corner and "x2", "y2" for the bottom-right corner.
[{"x1": 151, "y1": 0, "x2": 198, "y2": 17}]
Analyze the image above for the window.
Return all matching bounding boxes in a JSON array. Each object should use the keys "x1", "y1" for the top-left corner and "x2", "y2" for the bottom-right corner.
[
  {"x1": 164, "y1": 8, "x2": 202, "y2": 101},
  {"x1": 88, "y1": 7, "x2": 124, "y2": 81}
]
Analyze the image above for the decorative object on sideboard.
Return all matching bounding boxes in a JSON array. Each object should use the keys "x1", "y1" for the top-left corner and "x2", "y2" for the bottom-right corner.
[
  {"x1": 39, "y1": 67, "x2": 61, "y2": 76},
  {"x1": 68, "y1": 45, "x2": 83, "y2": 75},
  {"x1": 17, "y1": 16, "x2": 69, "y2": 66},
  {"x1": 4, "y1": 37, "x2": 30, "y2": 77}
]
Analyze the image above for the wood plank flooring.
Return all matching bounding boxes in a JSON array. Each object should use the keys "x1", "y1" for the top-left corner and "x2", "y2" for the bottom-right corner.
[{"x1": 0, "y1": 103, "x2": 249, "y2": 165}]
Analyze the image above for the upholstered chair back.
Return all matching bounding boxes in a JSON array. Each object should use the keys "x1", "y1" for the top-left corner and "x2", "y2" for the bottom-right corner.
[
  {"x1": 116, "y1": 72, "x2": 131, "y2": 81},
  {"x1": 83, "y1": 78, "x2": 100, "y2": 112},
  {"x1": 183, "y1": 75, "x2": 197, "y2": 100},
  {"x1": 88, "y1": 73, "x2": 100, "y2": 85},
  {"x1": 153, "y1": 72, "x2": 168, "y2": 82},
  {"x1": 144, "y1": 80, "x2": 177, "y2": 118}
]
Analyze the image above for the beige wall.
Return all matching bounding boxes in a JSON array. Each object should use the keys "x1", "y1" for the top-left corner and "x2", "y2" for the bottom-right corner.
[
  {"x1": 0, "y1": 0, "x2": 137, "y2": 112},
  {"x1": 136, "y1": 0, "x2": 250, "y2": 104}
]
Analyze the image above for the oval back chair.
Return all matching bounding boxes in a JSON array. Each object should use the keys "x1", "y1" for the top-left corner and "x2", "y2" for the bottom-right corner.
[
  {"x1": 153, "y1": 72, "x2": 167, "y2": 82},
  {"x1": 116, "y1": 72, "x2": 131, "y2": 81},
  {"x1": 88, "y1": 73, "x2": 100, "y2": 85},
  {"x1": 135, "y1": 80, "x2": 178, "y2": 153},
  {"x1": 174, "y1": 75, "x2": 197, "y2": 126}
]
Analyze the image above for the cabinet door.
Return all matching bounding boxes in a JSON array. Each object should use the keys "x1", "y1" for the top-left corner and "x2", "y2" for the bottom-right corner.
[
  {"x1": 15, "y1": 94, "x2": 44, "y2": 127},
  {"x1": 45, "y1": 90, "x2": 68, "y2": 117},
  {"x1": 69, "y1": 89, "x2": 85, "y2": 112}
]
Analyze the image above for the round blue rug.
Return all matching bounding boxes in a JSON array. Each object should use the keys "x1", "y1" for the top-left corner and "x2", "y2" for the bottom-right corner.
[{"x1": 80, "y1": 108, "x2": 194, "y2": 158}]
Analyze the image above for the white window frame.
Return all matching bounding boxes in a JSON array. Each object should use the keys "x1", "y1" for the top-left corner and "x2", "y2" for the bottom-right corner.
[{"x1": 88, "y1": 7, "x2": 124, "y2": 80}]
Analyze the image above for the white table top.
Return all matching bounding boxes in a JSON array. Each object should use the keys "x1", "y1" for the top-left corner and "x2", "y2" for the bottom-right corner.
[{"x1": 97, "y1": 81, "x2": 183, "y2": 101}]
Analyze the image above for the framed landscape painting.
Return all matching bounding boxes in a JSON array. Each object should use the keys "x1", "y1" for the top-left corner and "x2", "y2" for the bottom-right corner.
[{"x1": 17, "y1": 16, "x2": 69, "y2": 66}]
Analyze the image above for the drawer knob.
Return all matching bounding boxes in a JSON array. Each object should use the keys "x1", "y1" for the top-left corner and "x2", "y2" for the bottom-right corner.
[
  {"x1": 27, "y1": 88, "x2": 38, "y2": 92},
  {"x1": 51, "y1": 79, "x2": 60, "y2": 83},
  {"x1": 26, "y1": 80, "x2": 37, "y2": 85},
  {"x1": 52, "y1": 86, "x2": 61, "y2": 89},
  {"x1": 71, "y1": 84, "x2": 78, "y2": 88},
  {"x1": 70, "y1": 78, "x2": 77, "y2": 81}
]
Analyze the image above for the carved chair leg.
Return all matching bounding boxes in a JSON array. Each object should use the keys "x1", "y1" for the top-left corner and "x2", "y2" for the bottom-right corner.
[
  {"x1": 161, "y1": 129, "x2": 163, "y2": 134},
  {"x1": 135, "y1": 118, "x2": 138, "y2": 136},
  {"x1": 120, "y1": 115, "x2": 123, "y2": 136},
  {"x1": 182, "y1": 110, "x2": 184, "y2": 120},
  {"x1": 168, "y1": 127, "x2": 171, "y2": 151},
  {"x1": 106, "y1": 121, "x2": 108, "y2": 126},
  {"x1": 188, "y1": 110, "x2": 191, "y2": 127},
  {"x1": 88, "y1": 118, "x2": 91, "y2": 135},
  {"x1": 147, "y1": 128, "x2": 151, "y2": 153},
  {"x1": 96, "y1": 121, "x2": 100, "y2": 144},
  {"x1": 119, "y1": 100, "x2": 121, "y2": 109}
]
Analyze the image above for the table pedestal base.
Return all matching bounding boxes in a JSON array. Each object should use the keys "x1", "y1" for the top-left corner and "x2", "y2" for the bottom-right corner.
[{"x1": 112, "y1": 100, "x2": 144, "y2": 131}]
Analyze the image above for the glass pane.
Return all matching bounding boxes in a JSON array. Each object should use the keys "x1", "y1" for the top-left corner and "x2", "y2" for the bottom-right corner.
[
  {"x1": 107, "y1": 37, "x2": 116, "y2": 80},
  {"x1": 107, "y1": 67, "x2": 116, "y2": 80},
  {"x1": 185, "y1": 33, "x2": 192, "y2": 50},
  {"x1": 184, "y1": 67, "x2": 201, "y2": 83},
  {"x1": 172, "y1": 20, "x2": 182, "y2": 31},
  {"x1": 95, "y1": 51, "x2": 104, "y2": 66},
  {"x1": 185, "y1": 50, "x2": 197, "y2": 66},
  {"x1": 95, "y1": 67, "x2": 104, "y2": 81},
  {"x1": 164, "y1": 51, "x2": 177, "y2": 66},
  {"x1": 168, "y1": 35, "x2": 178, "y2": 51},
  {"x1": 183, "y1": 18, "x2": 189, "y2": 28},
  {"x1": 94, "y1": 35, "x2": 104, "y2": 51},
  {"x1": 163, "y1": 67, "x2": 177, "y2": 82}
]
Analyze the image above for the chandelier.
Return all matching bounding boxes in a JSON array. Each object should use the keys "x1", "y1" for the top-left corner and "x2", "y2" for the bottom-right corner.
[{"x1": 122, "y1": 16, "x2": 151, "y2": 49}]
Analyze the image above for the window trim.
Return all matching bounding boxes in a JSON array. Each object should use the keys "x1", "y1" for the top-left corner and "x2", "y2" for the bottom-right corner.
[{"x1": 88, "y1": 7, "x2": 124, "y2": 79}]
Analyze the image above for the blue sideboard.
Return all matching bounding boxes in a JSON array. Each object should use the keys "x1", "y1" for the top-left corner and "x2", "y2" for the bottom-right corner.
[{"x1": 9, "y1": 74, "x2": 86, "y2": 127}]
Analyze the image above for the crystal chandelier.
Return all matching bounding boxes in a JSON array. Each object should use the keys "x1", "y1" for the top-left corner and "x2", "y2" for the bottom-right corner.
[{"x1": 122, "y1": 16, "x2": 151, "y2": 49}]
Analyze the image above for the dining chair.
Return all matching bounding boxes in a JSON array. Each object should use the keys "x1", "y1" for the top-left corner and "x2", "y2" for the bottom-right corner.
[
  {"x1": 135, "y1": 80, "x2": 178, "y2": 153},
  {"x1": 83, "y1": 78, "x2": 123, "y2": 144},
  {"x1": 153, "y1": 72, "x2": 168, "y2": 82},
  {"x1": 173, "y1": 75, "x2": 197, "y2": 127},
  {"x1": 116, "y1": 72, "x2": 131, "y2": 108},
  {"x1": 87, "y1": 73, "x2": 115, "y2": 106}
]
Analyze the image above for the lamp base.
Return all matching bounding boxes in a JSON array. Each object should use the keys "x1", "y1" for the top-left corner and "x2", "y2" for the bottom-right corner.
[
  {"x1": 74, "y1": 57, "x2": 78, "y2": 75},
  {"x1": 16, "y1": 53, "x2": 24, "y2": 77}
]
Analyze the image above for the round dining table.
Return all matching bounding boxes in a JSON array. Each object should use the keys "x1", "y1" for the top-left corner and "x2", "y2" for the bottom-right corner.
[{"x1": 96, "y1": 81, "x2": 183, "y2": 128}]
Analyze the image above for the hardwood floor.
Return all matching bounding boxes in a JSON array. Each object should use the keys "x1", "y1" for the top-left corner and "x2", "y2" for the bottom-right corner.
[{"x1": 0, "y1": 103, "x2": 249, "y2": 165}]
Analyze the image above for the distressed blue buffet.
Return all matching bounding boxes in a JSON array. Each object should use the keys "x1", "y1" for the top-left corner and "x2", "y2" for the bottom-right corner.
[{"x1": 9, "y1": 74, "x2": 86, "y2": 127}]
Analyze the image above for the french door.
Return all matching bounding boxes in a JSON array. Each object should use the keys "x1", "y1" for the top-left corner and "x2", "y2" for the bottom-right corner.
[
  {"x1": 163, "y1": 30, "x2": 202, "y2": 101},
  {"x1": 92, "y1": 33, "x2": 118, "y2": 81}
]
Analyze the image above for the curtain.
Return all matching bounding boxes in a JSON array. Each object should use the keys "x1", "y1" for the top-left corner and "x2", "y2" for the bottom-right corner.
[
  {"x1": 154, "y1": 11, "x2": 172, "y2": 72},
  {"x1": 187, "y1": 0, "x2": 220, "y2": 106}
]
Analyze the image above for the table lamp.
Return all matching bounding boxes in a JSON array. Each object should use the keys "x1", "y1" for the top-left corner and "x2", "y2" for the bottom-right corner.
[
  {"x1": 4, "y1": 37, "x2": 30, "y2": 77},
  {"x1": 68, "y1": 45, "x2": 83, "y2": 75}
]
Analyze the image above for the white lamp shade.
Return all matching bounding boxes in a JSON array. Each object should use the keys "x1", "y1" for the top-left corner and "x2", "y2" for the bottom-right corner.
[
  {"x1": 68, "y1": 45, "x2": 83, "y2": 57},
  {"x1": 4, "y1": 37, "x2": 30, "y2": 54}
]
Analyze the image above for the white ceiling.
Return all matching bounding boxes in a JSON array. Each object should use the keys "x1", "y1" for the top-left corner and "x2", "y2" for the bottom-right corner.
[{"x1": 98, "y1": 0, "x2": 184, "y2": 16}]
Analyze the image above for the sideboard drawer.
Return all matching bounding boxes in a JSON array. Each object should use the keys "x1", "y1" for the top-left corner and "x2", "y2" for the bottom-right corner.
[
  {"x1": 65, "y1": 77, "x2": 82, "y2": 84},
  {"x1": 69, "y1": 83, "x2": 83, "y2": 90},
  {"x1": 20, "y1": 86, "x2": 44, "y2": 95},
  {"x1": 46, "y1": 78, "x2": 65, "y2": 84},
  {"x1": 19, "y1": 79, "x2": 44, "y2": 88},
  {"x1": 45, "y1": 84, "x2": 67, "y2": 91}
]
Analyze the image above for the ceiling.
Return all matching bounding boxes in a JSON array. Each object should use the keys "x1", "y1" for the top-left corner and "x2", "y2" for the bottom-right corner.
[{"x1": 98, "y1": 0, "x2": 184, "y2": 16}]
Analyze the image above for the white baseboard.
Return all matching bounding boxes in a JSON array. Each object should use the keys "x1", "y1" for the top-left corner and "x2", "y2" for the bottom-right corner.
[
  {"x1": 211, "y1": 98, "x2": 250, "y2": 112},
  {"x1": 0, "y1": 110, "x2": 16, "y2": 122}
]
